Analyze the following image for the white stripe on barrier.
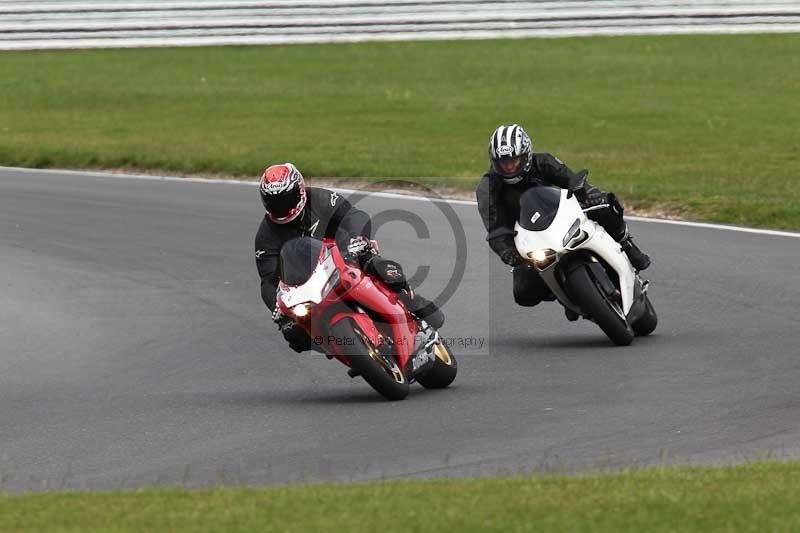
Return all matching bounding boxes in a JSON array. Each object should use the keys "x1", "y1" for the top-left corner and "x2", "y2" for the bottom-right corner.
[
  {"x1": 4, "y1": 26, "x2": 800, "y2": 50},
  {"x1": 1, "y1": 0, "x2": 799, "y2": 49}
]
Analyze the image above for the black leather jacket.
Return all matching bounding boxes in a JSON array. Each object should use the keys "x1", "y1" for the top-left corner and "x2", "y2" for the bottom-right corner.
[
  {"x1": 254, "y1": 187, "x2": 371, "y2": 310},
  {"x1": 475, "y1": 152, "x2": 604, "y2": 264}
]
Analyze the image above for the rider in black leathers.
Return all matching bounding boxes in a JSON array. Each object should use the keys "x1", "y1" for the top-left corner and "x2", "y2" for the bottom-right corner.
[
  {"x1": 255, "y1": 163, "x2": 443, "y2": 352},
  {"x1": 476, "y1": 124, "x2": 651, "y2": 313}
]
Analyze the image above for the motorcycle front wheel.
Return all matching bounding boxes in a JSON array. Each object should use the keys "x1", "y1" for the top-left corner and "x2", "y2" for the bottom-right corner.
[
  {"x1": 566, "y1": 263, "x2": 634, "y2": 346},
  {"x1": 331, "y1": 319, "x2": 410, "y2": 401},
  {"x1": 416, "y1": 340, "x2": 458, "y2": 389}
]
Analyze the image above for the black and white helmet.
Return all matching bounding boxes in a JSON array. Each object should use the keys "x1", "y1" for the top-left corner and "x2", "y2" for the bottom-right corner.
[{"x1": 488, "y1": 124, "x2": 533, "y2": 184}]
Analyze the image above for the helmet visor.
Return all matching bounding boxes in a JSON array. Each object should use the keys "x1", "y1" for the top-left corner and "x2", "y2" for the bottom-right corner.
[
  {"x1": 493, "y1": 155, "x2": 525, "y2": 178},
  {"x1": 264, "y1": 185, "x2": 302, "y2": 219}
]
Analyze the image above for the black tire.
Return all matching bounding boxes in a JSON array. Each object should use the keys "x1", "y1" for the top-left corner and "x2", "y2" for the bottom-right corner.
[
  {"x1": 330, "y1": 319, "x2": 409, "y2": 401},
  {"x1": 632, "y1": 294, "x2": 658, "y2": 337},
  {"x1": 416, "y1": 340, "x2": 458, "y2": 389},
  {"x1": 566, "y1": 263, "x2": 634, "y2": 346}
]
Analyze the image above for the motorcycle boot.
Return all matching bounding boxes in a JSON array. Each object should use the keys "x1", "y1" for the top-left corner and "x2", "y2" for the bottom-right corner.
[
  {"x1": 620, "y1": 235, "x2": 651, "y2": 271},
  {"x1": 398, "y1": 290, "x2": 445, "y2": 330}
]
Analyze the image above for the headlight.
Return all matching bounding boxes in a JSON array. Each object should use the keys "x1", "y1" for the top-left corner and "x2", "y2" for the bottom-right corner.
[
  {"x1": 291, "y1": 303, "x2": 312, "y2": 318},
  {"x1": 530, "y1": 249, "x2": 549, "y2": 262},
  {"x1": 527, "y1": 248, "x2": 557, "y2": 269}
]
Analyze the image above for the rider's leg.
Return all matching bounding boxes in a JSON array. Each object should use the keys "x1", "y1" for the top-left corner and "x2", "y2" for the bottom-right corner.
[
  {"x1": 363, "y1": 256, "x2": 445, "y2": 329},
  {"x1": 586, "y1": 195, "x2": 651, "y2": 271},
  {"x1": 619, "y1": 231, "x2": 651, "y2": 271},
  {"x1": 398, "y1": 291, "x2": 444, "y2": 330}
]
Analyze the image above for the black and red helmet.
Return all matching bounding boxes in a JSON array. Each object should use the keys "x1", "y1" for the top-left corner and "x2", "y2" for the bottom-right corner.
[{"x1": 259, "y1": 163, "x2": 307, "y2": 224}]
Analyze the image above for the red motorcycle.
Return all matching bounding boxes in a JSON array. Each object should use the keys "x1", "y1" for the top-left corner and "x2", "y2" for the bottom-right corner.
[{"x1": 275, "y1": 237, "x2": 457, "y2": 401}]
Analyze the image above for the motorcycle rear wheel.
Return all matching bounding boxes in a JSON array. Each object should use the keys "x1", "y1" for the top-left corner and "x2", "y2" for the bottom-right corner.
[
  {"x1": 566, "y1": 263, "x2": 634, "y2": 346},
  {"x1": 331, "y1": 319, "x2": 410, "y2": 401},
  {"x1": 416, "y1": 340, "x2": 458, "y2": 389}
]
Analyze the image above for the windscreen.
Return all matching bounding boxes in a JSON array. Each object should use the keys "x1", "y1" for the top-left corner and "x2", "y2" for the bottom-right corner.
[
  {"x1": 280, "y1": 237, "x2": 324, "y2": 285},
  {"x1": 518, "y1": 186, "x2": 562, "y2": 231}
]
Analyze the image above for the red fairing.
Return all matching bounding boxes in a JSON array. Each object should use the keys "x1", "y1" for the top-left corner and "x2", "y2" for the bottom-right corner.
[
  {"x1": 334, "y1": 254, "x2": 418, "y2": 369},
  {"x1": 326, "y1": 243, "x2": 418, "y2": 369},
  {"x1": 331, "y1": 311, "x2": 381, "y2": 347},
  {"x1": 276, "y1": 237, "x2": 419, "y2": 370}
]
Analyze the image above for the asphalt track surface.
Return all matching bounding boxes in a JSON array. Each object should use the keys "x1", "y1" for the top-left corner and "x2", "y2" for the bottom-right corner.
[{"x1": 2, "y1": 167, "x2": 799, "y2": 492}]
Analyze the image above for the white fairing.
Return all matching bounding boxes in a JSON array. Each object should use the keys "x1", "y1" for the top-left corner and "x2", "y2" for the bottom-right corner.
[
  {"x1": 514, "y1": 189, "x2": 638, "y2": 315},
  {"x1": 276, "y1": 249, "x2": 338, "y2": 307}
]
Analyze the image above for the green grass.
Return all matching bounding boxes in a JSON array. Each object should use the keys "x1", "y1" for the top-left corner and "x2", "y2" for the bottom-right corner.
[
  {"x1": 1, "y1": 34, "x2": 799, "y2": 228},
  {"x1": 2, "y1": 462, "x2": 800, "y2": 532}
]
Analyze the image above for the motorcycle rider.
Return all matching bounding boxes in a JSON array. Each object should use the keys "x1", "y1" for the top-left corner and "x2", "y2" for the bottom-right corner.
[
  {"x1": 476, "y1": 124, "x2": 651, "y2": 317},
  {"x1": 255, "y1": 162, "x2": 444, "y2": 353}
]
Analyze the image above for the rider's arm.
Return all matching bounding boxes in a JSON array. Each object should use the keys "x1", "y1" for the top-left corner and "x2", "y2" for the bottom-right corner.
[
  {"x1": 311, "y1": 188, "x2": 373, "y2": 255},
  {"x1": 534, "y1": 153, "x2": 607, "y2": 205},
  {"x1": 257, "y1": 254, "x2": 280, "y2": 310},
  {"x1": 476, "y1": 174, "x2": 523, "y2": 265},
  {"x1": 533, "y1": 153, "x2": 586, "y2": 189},
  {"x1": 329, "y1": 192, "x2": 372, "y2": 240},
  {"x1": 254, "y1": 220, "x2": 281, "y2": 311}
]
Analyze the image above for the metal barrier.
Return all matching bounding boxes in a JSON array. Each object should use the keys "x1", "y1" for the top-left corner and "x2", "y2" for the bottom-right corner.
[{"x1": 1, "y1": 1, "x2": 799, "y2": 50}]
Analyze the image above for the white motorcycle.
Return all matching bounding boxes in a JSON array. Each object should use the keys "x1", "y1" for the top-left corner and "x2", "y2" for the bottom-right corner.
[{"x1": 512, "y1": 184, "x2": 657, "y2": 345}]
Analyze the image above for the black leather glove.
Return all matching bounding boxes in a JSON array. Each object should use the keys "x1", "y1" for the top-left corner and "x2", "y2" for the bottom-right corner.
[
  {"x1": 271, "y1": 306, "x2": 292, "y2": 330},
  {"x1": 347, "y1": 235, "x2": 373, "y2": 256},
  {"x1": 272, "y1": 306, "x2": 310, "y2": 353},
  {"x1": 500, "y1": 248, "x2": 527, "y2": 267},
  {"x1": 575, "y1": 187, "x2": 608, "y2": 207},
  {"x1": 282, "y1": 323, "x2": 310, "y2": 353},
  {"x1": 344, "y1": 235, "x2": 376, "y2": 267}
]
